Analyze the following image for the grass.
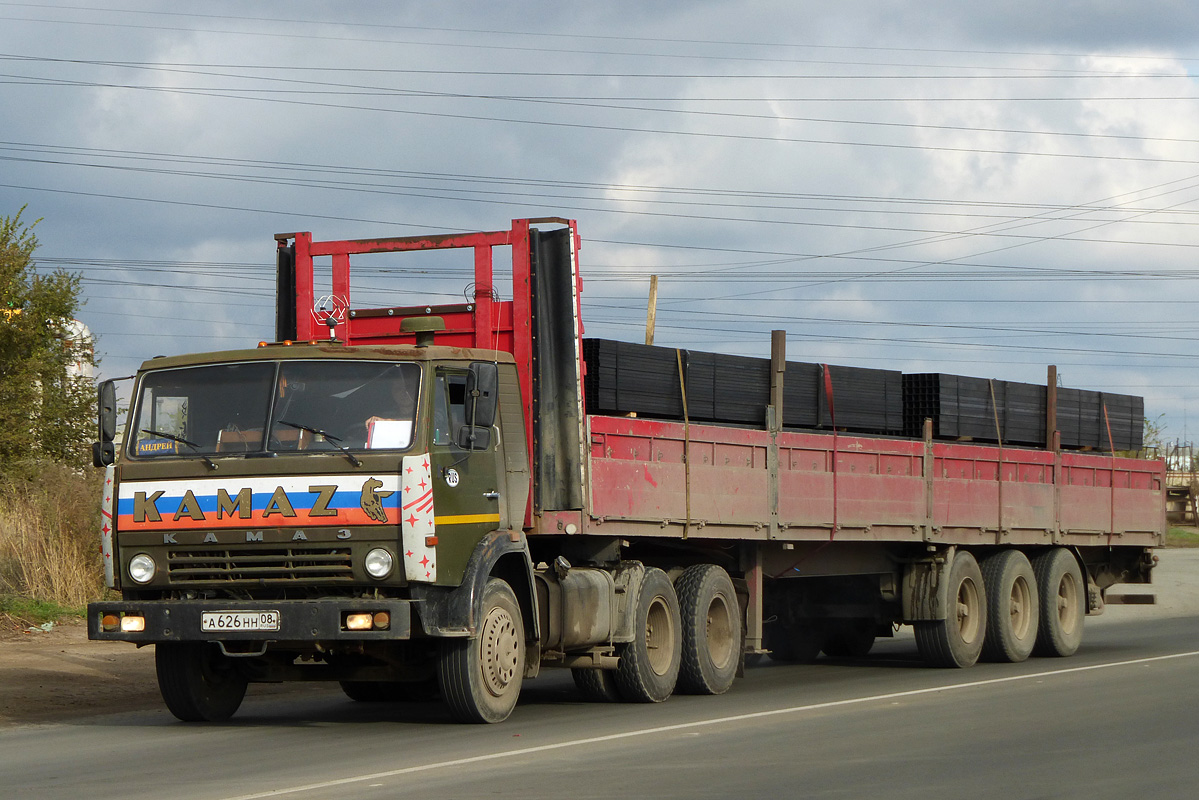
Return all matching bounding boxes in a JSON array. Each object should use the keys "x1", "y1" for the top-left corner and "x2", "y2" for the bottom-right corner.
[
  {"x1": 1167, "y1": 527, "x2": 1199, "y2": 548},
  {"x1": 0, "y1": 463, "x2": 105, "y2": 622},
  {"x1": 0, "y1": 594, "x2": 83, "y2": 629}
]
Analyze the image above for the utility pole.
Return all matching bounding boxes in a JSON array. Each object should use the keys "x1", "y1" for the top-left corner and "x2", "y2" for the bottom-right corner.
[{"x1": 645, "y1": 274, "x2": 658, "y2": 346}]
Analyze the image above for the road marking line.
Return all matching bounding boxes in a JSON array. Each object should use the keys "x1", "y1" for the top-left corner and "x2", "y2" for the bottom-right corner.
[{"x1": 221, "y1": 649, "x2": 1199, "y2": 800}]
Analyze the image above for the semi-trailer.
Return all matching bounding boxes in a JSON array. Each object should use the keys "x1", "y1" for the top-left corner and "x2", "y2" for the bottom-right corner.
[{"x1": 88, "y1": 218, "x2": 1163, "y2": 723}]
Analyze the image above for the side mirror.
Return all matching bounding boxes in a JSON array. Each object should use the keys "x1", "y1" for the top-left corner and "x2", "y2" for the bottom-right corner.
[
  {"x1": 92, "y1": 441, "x2": 115, "y2": 468},
  {"x1": 457, "y1": 362, "x2": 498, "y2": 451},
  {"x1": 98, "y1": 379, "x2": 117, "y2": 442},
  {"x1": 93, "y1": 379, "x2": 118, "y2": 467},
  {"x1": 465, "y1": 362, "x2": 498, "y2": 428},
  {"x1": 455, "y1": 425, "x2": 492, "y2": 451}
]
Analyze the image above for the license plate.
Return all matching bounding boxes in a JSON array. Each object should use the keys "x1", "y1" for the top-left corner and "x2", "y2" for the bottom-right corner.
[{"x1": 200, "y1": 610, "x2": 280, "y2": 633}]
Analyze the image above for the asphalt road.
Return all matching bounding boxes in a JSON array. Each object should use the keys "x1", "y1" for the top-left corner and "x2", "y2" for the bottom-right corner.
[{"x1": 4, "y1": 553, "x2": 1198, "y2": 800}]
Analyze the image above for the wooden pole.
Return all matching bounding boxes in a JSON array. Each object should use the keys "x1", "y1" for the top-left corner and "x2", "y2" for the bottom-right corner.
[
  {"x1": 645, "y1": 275, "x2": 658, "y2": 346},
  {"x1": 770, "y1": 329, "x2": 786, "y2": 425},
  {"x1": 1047, "y1": 365, "x2": 1058, "y2": 450}
]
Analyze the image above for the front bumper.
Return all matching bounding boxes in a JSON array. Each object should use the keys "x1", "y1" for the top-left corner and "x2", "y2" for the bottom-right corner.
[{"x1": 87, "y1": 598, "x2": 412, "y2": 643}]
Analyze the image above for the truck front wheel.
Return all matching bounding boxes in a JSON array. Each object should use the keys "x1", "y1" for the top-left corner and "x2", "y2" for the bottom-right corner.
[
  {"x1": 439, "y1": 578, "x2": 525, "y2": 723},
  {"x1": 614, "y1": 567, "x2": 682, "y2": 703},
  {"x1": 156, "y1": 642, "x2": 248, "y2": 722}
]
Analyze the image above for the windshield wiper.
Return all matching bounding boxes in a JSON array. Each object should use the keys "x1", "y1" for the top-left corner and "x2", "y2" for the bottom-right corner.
[
  {"x1": 140, "y1": 429, "x2": 218, "y2": 470},
  {"x1": 277, "y1": 420, "x2": 362, "y2": 467}
]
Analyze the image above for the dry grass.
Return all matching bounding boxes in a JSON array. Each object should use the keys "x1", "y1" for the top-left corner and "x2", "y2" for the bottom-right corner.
[{"x1": 0, "y1": 464, "x2": 104, "y2": 613}]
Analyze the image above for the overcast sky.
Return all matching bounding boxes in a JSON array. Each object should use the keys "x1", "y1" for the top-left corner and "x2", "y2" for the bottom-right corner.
[{"x1": 3, "y1": 1, "x2": 1199, "y2": 445}]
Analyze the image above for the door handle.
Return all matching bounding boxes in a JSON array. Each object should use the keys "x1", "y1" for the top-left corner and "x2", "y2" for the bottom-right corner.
[{"x1": 483, "y1": 491, "x2": 501, "y2": 500}]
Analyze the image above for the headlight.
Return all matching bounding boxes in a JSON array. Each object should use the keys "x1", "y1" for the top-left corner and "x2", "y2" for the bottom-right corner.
[
  {"x1": 364, "y1": 548, "x2": 394, "y2": 579},
  {"x1": 128, "y1": 553, "x2": 157, "y2": 584}
]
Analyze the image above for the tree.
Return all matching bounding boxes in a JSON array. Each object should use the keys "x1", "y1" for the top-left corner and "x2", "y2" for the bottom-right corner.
[{"x1": 0, "y1": 207, "x2": 96, "y2": 476}]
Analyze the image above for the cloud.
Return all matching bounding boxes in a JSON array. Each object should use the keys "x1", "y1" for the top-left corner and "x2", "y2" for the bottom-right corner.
[{"x1": 2, "y1": 1, "x2": 1198, "y2": 439}]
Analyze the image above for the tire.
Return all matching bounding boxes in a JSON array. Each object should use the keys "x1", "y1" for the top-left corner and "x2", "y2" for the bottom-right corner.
[
  {"x1": 340, "y1": 679, "x2": 439, "y2": 702},
  {"x1": 438, "y1": 578, "x2": 525, "y2": 723},
  {"x1": 764, "y1": 616, "x2": 824, "y2": 663},
  {"x1": 155, "y1": 642, "x2": 248, "y2": 722},
  {"x1": 980, "y1": 550, "x2": 1039, "y2": 663},
  {"x1": 821, "y1": 619, "x2": 876, "y2": 658},
  {"x1": 675, "y1": 565, "x2": 742, "y2": 695},
  {"x1": 571, "y1": 668, "x2": 623, "y2": 702},
  {"x1": 914, "y1": 550, "x2": 987, "y2": 668},
  {"x1": 1032, "y1": 548, "x2": 1085, "y2": 658},
  {"x1": 614, "y1": 567, "x2": 682, "y2": 703}
]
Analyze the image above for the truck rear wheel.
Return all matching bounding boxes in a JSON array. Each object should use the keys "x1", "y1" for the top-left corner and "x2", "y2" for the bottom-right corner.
[
  {"x1": 821, "y1": 619, "x2": 876, "y2": 658},
  {"x1": 1032, "y1": 548, "x2": 1085, "y2": 657},
  {"x1": 571, "y1": 667, "x2": 623, "y2": 702},
  {"x1": 914, "y1": 550, "x2": 987, "y2": 668},
  {"x1": 155, "y1": 642, "x2": 248, "y2": 722},
  {"x1": 676, "y1": 564, "x2": 741, "y2": 695},
  {"x1": 439, "y1": 578, "x2": 525, "y2": 723},
  {"x1": 614, "y1": 567, "x2": 682, "y2": 703},
  {"x1": 980, "y1": 550, "x2": 1039, "y2": 663}
]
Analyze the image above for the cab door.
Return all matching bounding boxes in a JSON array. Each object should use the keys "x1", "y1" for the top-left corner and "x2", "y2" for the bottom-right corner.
[{"x1": 426, "y1": 366, "x2": 504, "y2": 585}]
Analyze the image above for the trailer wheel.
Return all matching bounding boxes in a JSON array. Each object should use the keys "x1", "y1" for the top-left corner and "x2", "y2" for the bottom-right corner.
[
  {"x1": 340, "y1": 679, "x2": 439, "y2": 702},
  {"x1": 675, "y1": 565, "x2": 741, "y2": 695},
  {"x1": 821, "y1": 619, "x2": 876, "y2": 658},
  {"x1": 764, "y1": 616, "x2": 823, "y2": 663},
  {"x1": 439, "y1": 578, "x2": 525, "y2": 723},
  {"x1": 155, "y1": 642, "x2": 248, "y2": 722},
  {"x1": 571, "y1": 668, "x2": 623, "y2": 702},
  {"x1": 614, "y1": 567, "x2": 682, "y2": 703},
  {"x1": 914, "y1": 550, "x2": 987, "y2": 668},
  {"x1": 1032, "y1": 548, "x2": 1085, "y2": 658},
  {"x1": 980, "y1": 550, "x2": 1039, "y2": 663}
]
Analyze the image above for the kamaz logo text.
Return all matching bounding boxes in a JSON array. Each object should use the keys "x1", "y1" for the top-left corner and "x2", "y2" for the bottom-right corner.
[{"x1": 117, "y1": 476, "x2": 400, "y2": 531}]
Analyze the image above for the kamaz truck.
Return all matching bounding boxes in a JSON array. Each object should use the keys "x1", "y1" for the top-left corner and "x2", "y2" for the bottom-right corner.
[{"x1": 89, "y1": 218, "x2": 1164, "y2": 723}]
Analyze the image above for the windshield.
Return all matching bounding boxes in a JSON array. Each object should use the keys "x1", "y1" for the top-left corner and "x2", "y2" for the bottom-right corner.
[{"x1": 130, "y1": 360, "x2": 420, "y2": 458}]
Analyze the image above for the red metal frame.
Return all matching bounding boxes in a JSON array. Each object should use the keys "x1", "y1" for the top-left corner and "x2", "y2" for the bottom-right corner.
[{"x1": 280, "y1": 219, "x2": 583, "y2": 496}]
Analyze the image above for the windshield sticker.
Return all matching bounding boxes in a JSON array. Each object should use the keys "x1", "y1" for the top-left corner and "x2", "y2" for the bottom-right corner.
[{"x1": 136, "y1": 438, "x2": 178, "y2": 456}]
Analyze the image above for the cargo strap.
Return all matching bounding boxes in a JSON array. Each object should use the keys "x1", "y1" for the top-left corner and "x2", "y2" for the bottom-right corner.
[
  {"x1": 676, "y1": 349, "x2": 691, "y2": 539},
  {"x1": 990, "y1": 379, "x2": 1005, "y2": 543},
  {"x1": 822, "y1": 365, "x2": 838, "y2": 540},
  {"x1": 1103, "y1": 402, "x2": 1116, "y2": 547}
]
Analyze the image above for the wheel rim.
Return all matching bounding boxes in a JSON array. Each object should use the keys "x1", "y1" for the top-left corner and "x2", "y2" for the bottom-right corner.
[
  {"x1": 1056, "y1": 572, "x2": 1080, "y2": 635},
  {"x1": 1010, "y1": 575, "x2": 1033, "y2": 640},
  {"x1": 705, "y1": 595, "x2": 735, "y2": 670},
  {"x1": 480, "y1": 604, "x2": 520, "y2": 697},
  {"x1": 956, "y1": 577, "x2": 982, "y2": 644},
  {"x1": 645, "y1": 595, "x2": 676, "y2": 676}
]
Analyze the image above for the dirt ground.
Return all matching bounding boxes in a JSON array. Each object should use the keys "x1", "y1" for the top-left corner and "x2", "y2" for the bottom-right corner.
[
  {"x1": 0, "y1": 617, "x2": 162, "y2": 726},
  {"x1": 3, "y1": 549, "x2": 1197, "y2": 727}
]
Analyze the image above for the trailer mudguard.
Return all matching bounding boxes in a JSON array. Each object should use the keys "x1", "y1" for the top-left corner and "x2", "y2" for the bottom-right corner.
[{"x1": 902, "y1": 546, "x2": 955, "y2": 622}]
